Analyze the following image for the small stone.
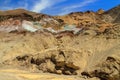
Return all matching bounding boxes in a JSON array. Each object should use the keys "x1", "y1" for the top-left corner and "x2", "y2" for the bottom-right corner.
[
  {"x1": 64, "y1": 70, "x2": 72, "y2": 75},
  {"x1": 73, "y1": 71, "x2": 78, "y2": 75},
  {"x1": 56, "y1": 70, "x2": 62, "y2": 74},
  {"x1": 66, "y1": 62, "x2": 80, "y2": 70}
]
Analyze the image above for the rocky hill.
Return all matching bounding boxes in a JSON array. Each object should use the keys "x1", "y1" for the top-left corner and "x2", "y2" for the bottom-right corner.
[
  {"x1": 0, "y1": 5, "x2": 120, "y2": 80},
  {"x1": 104, "y1": 5, "x2": 120, "y2": 23}
]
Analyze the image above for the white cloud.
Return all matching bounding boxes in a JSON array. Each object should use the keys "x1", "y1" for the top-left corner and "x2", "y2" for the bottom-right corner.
[
  {"x1": 58, "y1": 10, "x2": 72, "y2": 16},
  {"x1": 63, "y1": 0, "x2": 97, "y2": 11},
  {"x1": 59, "y1": 0, "x2": 97, "y2": 15},
  {"x1": 0, "y1": 0, "x2": 97, "y2": 15},
  {"x1": 32, "y1": 0, "x2": 51, "y2": 12},
  {"x1": 31, "y1": 0, "x2": 66, "y2": 13}
]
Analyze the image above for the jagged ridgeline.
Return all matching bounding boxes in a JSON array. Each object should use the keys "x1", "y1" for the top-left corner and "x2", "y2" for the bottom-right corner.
[{"x1": 104, "y1": 5, "x2": 120, "y2": 23}]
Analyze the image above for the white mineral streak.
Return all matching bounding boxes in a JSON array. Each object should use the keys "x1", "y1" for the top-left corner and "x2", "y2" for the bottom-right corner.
[
  {"x1": 0, "y1": 20, "x2": 82, "y2": 34},
  {"x1": 22, "y1": 21, "x2": 38, "y2": 32}
]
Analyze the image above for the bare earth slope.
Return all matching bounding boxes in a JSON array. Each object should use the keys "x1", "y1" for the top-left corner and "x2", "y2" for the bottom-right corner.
[{"x1": 0, "y1": 5, "x2": 120, "y2": 80}]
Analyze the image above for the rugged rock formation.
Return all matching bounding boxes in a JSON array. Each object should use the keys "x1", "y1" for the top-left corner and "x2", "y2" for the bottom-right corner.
[
  {"x1": 0, "y1": 5, "x2": 120, "y2": 80},
  {"x1": 0, "y1": 9, "x2": 64, "y2": 30},
  {"x1": 104, "y1": 5, "x2": 120, "y2": 23}
]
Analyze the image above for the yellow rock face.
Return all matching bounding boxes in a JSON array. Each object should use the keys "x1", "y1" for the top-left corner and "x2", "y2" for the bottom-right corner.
[{"x1": 0, "y1": 31, "x2": 119, "y2": 80}]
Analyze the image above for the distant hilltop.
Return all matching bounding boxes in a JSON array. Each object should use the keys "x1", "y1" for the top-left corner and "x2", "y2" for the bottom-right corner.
[{"x1": 0, "y1": 5, "x2": 120, "y2": 38}]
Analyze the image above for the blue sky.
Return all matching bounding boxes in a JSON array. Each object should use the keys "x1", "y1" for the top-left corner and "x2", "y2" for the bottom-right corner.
[{"x1": 0, "y1": 0, "x2": 120, "y2": 15}]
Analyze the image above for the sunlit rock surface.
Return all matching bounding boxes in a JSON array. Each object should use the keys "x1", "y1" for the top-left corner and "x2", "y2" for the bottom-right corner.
[{"x1": 0, "y1": 5, "x2": 120, "y2": 80}]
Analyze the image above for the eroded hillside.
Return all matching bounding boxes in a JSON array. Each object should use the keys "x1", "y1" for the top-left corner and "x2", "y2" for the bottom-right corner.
[{"x1": 0, "y1": 5, "x2": 120, "y2": 80}]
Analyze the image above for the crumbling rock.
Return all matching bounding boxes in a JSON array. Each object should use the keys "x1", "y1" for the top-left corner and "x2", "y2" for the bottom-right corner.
[
  {"x1": 4, "y1": 50, "x2": 84, "y2": 75},
  {"x1": 81, "y1": 56, "x2": 120, "y2": 80}
]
